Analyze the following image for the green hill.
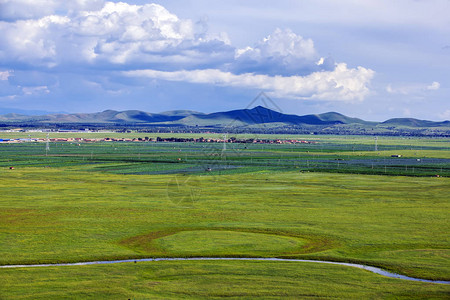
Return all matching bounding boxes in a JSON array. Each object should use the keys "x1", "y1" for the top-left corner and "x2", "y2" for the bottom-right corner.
[{"x1": 0, "y1": 106, "x2": 448, "y2": 136}]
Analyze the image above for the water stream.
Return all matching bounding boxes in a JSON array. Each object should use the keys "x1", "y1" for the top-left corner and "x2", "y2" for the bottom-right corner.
[{"x1": 1, "y1": 257, "x2": 448, "y2": 284}]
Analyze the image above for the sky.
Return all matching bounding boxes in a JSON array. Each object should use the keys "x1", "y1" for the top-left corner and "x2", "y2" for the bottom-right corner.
[{"x1": 0, "y1": 0, "x2": 449, "y2": 121}]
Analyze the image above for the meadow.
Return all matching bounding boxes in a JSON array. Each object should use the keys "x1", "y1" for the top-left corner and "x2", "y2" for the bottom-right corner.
[{"x1": 0, "y1": 134, "x2": 449, "y2": 298}]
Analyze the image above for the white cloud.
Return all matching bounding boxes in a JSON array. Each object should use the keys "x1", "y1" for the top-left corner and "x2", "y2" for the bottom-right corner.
[
  {"x1": 0, "y1": 1, "x2": 232, "y2": 69},
  {"x1": 233, "y1": 28, "x2": 334, "y2": 76},
  {"x1": 386, "y1": 81, "x2": 441, "y2": 95},
  {"x1": 427, "y1": 81, "x2": 440, "y2": 90},
  {"x1": 0, "y1": 1, "x2": 375, "y2": 102},
  {"x1": 124, "y1": 62, "x2": 374, "y2": 101},
  {"x1": 22, "y1": 85, "x2": 50, "y2": 95},
  {"x1": 0, "y1": 15, "x2": 70, "y2": 67},
  {"x1": 0, "y1": 70, "x2": 12, "y2": 80}
]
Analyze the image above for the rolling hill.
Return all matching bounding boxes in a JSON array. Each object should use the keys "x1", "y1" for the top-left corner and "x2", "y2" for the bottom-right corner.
[
  {"x1": 0, "y1": 106, "x2": 448, "y2": 135},
  {"x1": 380, "y1": 118, "x2": 450, "y2": 128}
]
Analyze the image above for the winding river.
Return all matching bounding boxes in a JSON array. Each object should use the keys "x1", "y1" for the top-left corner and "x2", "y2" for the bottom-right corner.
[{"x1": 1, "y1": 257, "x2": 448, "y2": 284}]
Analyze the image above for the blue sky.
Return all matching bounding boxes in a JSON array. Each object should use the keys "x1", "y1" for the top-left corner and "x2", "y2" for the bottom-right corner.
[{"x1": 0, "y1": 0, "x2": 449, "y2": 121}]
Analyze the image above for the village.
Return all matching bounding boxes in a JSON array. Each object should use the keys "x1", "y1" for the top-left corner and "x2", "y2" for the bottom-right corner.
[{"x1": 0, "y1": 136, "x2": 317, "y2": 145}]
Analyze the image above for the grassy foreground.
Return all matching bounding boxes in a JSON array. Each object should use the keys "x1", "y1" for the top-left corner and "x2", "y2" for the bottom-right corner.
[
  {"x1": 0, "y1": 137, "x2": 449, "y2": 298},
  {"x1": 2, "y1": 261, "x2": 450, "y2": 299}
]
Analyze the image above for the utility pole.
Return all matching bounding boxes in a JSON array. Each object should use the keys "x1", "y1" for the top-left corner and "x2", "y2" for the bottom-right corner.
[
  {"x1": 221, "y1": 133, "x2": 227, "y2": 159},
  {"x1": 45, "y1": 133, "x2": 50, "y2": 156},
  {"x1": 222, "y1": 134, "x2": 227, "y2": 152}
]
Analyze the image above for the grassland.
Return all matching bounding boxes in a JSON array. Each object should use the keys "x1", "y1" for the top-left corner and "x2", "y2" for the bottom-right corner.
[
  {"x1": 2, "y1": 261, "x2": 450, "y2": 299},
  {"x1": 0, "y1": 134, "x2": 449, "y2": 298}
]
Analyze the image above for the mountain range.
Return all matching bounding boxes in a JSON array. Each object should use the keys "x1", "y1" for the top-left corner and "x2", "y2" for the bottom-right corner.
[
  {"x1": 1, "y1": 106, "x2": 448, "y2": 126},
  {"x1": 0, "y1": 106, "x2": 449, "y2": 135}
]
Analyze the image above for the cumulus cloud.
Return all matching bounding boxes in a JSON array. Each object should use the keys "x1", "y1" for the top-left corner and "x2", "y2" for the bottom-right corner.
[
  {"x1": 0, "y1": 15, "x2": 70, "y2": 67},
  {"x1": 0, "y1": 70, "x2": 12, "y2": 80},
  {"x1": 233, "y1": 28, "x2": 332, "y2": 76},
  {"x1": 0, "y1": 1, "x2": 374, "y2": 102},
  {"x1": 427, "y1": 81, "x2": 440, "y2": 90},
  {"x1": 0, "y1": 2, "x2": 232, "y2": 69},
  {"x1": 124, "y1": 63, "x2": 374, "y2": 101}
]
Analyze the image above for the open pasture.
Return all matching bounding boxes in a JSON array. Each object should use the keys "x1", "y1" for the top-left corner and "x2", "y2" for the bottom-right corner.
[
  {"x1": 2, "y1": 261, "x2": 450, "y2": 299},
  {"x1": 0, "y1": 135, "x2": 449, "y2": 176},
  {"x1": 0, "y1": 135, "x2": 449, "y2": 298}
]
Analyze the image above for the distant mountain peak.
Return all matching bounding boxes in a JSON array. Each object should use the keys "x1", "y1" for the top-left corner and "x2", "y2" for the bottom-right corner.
[
  {"x1": 251, "y1": 105, "x2": 268, "y2": 109},
  {"x1": 249, "y1": 105, "x2": 276, "y2": 112},
  {"x1": 0, "y1": 107, "x2": 447, "y2": 135}
]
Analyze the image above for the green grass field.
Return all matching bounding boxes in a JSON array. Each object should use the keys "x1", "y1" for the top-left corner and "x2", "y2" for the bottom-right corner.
[
  {"x1": 2, "y1": 261, "x2": 450, "y2": 299},
  {"x1": 0, "y1": 135, "x2": 449, "y2": 298}
]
